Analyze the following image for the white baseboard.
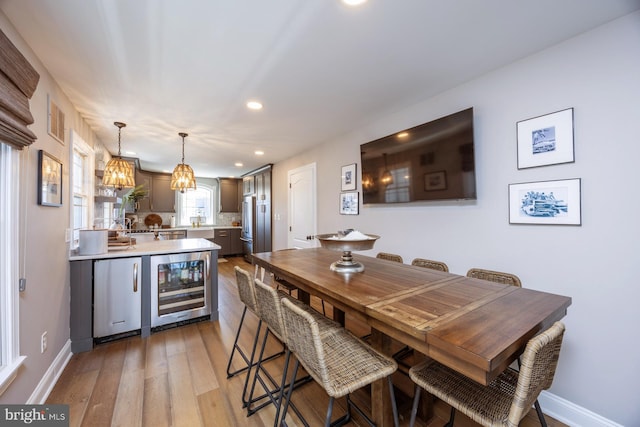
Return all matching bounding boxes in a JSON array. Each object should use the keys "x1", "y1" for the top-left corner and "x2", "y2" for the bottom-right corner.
[
  {"x1": 27, "y1": 339, "x2": 73, "y2": 404},
  {"x1": 539, "y1": 391, "x2": 623, "y2": 427}
]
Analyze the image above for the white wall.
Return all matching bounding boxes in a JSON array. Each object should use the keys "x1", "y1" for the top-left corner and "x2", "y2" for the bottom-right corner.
[
  {"x1": 0, "y1": 12, "x2": 103, "y2": 403},
  {"x1": 273, "y1": 12, "x2": 640, "y2": 426}
]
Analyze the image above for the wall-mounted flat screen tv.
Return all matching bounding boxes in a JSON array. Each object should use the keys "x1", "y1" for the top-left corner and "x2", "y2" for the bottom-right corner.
[{"x1": 360, "y1": 107, "x2": 476, "y2": 204}]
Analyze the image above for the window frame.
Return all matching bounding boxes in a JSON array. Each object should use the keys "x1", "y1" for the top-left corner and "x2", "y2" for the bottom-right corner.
[
  {"x1": 70, "y1": 131, "x2": 94, "y2": 248},
  {"x1": 0, "y1": 144, "x2": 26, "y2": 396},
  {"x1": 175, "y1": 179, "x2": 217, "y2": 227}
]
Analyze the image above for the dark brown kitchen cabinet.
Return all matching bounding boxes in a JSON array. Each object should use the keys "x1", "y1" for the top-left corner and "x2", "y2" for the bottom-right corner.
[
  {"x1": 135, "y1": 169, "x2": 152, "y2": 211},
  {"x1": 151, "y1": 173, "x2": 175, "y2": 212},
  {"x1": 230, "y1": 228, "x2": 242, "y2": 255},
  {"x1": 132, "y1": 169, "x2": 175, "y2": 212},
  {"x1": 254, "y1": 167, "x2": 271, "y2": 253},
  {"x1": 242, "y1": 176, "x2": 254, "y2": 195},
  {"x1": 213, "y1": 228, "x2": 231, "y2": 256},
  {"x1": 213, "y1": 227, "x2": 242, "y2": 256},
  {"x1": 219, "y1": 178, "x2": 241, "y2": 213}
]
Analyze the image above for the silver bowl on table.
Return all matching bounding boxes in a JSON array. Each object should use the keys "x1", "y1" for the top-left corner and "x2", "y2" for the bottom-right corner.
[{"x1": 316, "y1": 232, "x2": 380, "y2": 273}]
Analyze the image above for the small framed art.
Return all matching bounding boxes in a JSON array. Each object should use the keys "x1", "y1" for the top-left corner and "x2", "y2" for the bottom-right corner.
[
  {"x1": 339, "y1": 191, "x2": 359, "y2": 215},
  {"x1": 38, "y1": 150, "x2": 63, "y2": 207},
  {"x1": 424, "y1": 170, "x2": 447, "y2": 191},
  {"x1": 508, "y1": 178, "x2": 581, "y2": 225},
  {"x1": 517, "y1": 108, "x2": 574, "y2": 169},
  {"x1": 341, "y1": 163, "x2": 357, "y2": 191}
]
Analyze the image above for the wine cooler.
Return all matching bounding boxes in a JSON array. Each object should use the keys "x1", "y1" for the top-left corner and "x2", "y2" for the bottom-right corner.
[{"x1": 150, "y1": 251, "x2": 211, "y2": 328}]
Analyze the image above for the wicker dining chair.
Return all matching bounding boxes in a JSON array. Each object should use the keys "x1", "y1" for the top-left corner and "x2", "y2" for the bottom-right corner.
[
  {"x1": 376, "y1": 252, "x2": 404, "y2": 263},
  {"x1": 411, "y1": 258, "x2": 449, "y2": 272},
  {"x1": 408, "y1": 321, "x2": 565, "y2": 427},
  {"x1": 466, "y1": 267, "x2": 522, "y2": 287},
  {"x1": 279, "y1": 297, "x2": 400, "y2": 427},
  {"x1": 247, "y1": 278, "x2": 341, "y2": 422},
  {"x1": 225, "y1": 267, "x2": 268, "y2": 406}
]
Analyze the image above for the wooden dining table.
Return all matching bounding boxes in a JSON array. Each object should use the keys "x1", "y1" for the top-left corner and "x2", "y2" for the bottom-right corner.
[{"x1": 252, "y1": 248, "x2": 571, "y2": 426}]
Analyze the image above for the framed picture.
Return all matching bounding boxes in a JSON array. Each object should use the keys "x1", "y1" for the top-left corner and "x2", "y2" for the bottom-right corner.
[
  {"x1": 339, "y1": 191, "x2": 359, "y2": 215},
  {"x1": 424, "y1": 170, "x2": 447, "y2": 191},
  {"x1": 47, "y1": 94, "x2": 65, "y2": 145},
  {"x1": 341, "y1": 163, "x2": 357, "y2": 191},
  {"x1": 509, "y1": 178, "x2": 581, "y2": 225},
  {"x1": 38, "y1": 150, "x2": 63, "y2": 207},
  {"x1": 517, "y1": 108, "x2": 574, "y2": 169}
]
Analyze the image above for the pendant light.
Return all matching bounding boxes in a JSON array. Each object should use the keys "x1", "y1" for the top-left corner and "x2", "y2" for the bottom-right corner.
[
  {"x1": 170, "y1": 132, "x2": 197, "y2": 193},
  {"x1": 380, "y1": 153, "x2": 393, "y2": 186},
  {"x1": 102, "y1": 121, "x2": 135, "y2": 191}
]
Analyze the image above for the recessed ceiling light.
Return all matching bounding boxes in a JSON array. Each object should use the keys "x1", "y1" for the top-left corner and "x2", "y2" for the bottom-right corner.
[
  {"x1": 255, "y1": 150, "x2": 264, "y2": 156},
  {"x1": 235, "y1": 162, "x2": 243, "y2": 167},
  {"x1": 247, "y1": 100, "x2": 263, "y2": 110},
  {"x1": 342, "y1": 0, "x2": 367, "y2": 6},
  {"x1": 397, "y1": 132, "x2": 409, "y2": 139}
]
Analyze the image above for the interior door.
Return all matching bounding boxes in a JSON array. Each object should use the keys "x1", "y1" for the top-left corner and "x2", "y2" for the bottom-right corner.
[{"x1": 288, "y1": 163, "x2": 317, "y2": 249}]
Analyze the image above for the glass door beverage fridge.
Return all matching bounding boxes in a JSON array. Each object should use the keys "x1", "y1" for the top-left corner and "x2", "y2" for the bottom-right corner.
[{"x1": 150, "y1": 251, "x2": 211, "y2": 328}]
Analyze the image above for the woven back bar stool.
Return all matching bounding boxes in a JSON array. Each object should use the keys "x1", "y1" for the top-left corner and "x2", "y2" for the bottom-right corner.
[
  {"x1": 466, "y1": 268, "x2": 522, "y2": 287},
  {"x1": 376, "y1": 252, "x2": 404, "y2": 263},
  {"x1": 408, "y1": 321, "x2": 565, "y2": 427},
  {"x1": 226, "y1": 266, "x2": 261, "y2": 381},
  {"x1": 247, "y1": 278, "x2": 341, "y2": 423},
  {"x1": 226, "y1": 267, "x2": 284, "y2": 408},
  {"x1": 279, "y1": 297, "x2": 400, "y2": 427},
  {"x1": 411, "y1": 258, "x2": 449, "y2": 272}
]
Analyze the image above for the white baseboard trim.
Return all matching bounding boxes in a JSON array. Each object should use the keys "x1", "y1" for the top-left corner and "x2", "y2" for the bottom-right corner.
[
  {"x1": 539, "y1": 391, "x2": 623, "y2": 427},
  {"x1": 27, "y1": 339, "x2": 73, "y2": 404}
]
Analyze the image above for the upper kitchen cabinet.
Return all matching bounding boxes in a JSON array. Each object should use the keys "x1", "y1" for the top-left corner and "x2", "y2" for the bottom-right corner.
[
  {"x1": 151, "y1": 174, "x2": 175, "y2": 212},
  {"x1": 219, "y1": 178, "x2": 241, "y2": 213},
  {"x1": 131, "y1": 169, "x2": 175, "y2": 213},
  {"x1": 243, "y1": 176, "x2": 254, "y2": 195},
  {"x1": 135, "y1": 169, "x2": 152, "y2": 211}
]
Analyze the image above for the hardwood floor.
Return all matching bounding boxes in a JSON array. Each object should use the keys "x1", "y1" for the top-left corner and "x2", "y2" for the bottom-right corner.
[{"x1": 47, "y1": 256, "x2": 568, "y2": 427}]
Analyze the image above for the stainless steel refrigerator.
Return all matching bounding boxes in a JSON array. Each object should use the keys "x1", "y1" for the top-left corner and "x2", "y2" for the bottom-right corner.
[{"x1": 240, "y1": 195, "x2": 255, "y2": 262}]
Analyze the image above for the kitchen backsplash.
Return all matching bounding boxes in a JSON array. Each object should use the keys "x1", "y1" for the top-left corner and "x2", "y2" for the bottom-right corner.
[{"x1": 131, "y1": 211, "x2": 240, "y2": 229}]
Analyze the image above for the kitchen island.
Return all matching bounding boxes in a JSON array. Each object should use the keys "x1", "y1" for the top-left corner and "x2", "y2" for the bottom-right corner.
[{"x1": 69, "y1": 238, "x2": 220, "y2": 353}]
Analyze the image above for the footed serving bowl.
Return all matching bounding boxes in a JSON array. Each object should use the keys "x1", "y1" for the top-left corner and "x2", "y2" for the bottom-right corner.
[{"x1": 316, "y1": 232, "x2": 379, "y2": 273}]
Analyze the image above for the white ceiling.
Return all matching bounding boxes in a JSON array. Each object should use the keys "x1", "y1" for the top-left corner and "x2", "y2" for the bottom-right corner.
[{"x1": 2, "y1": 0, "x2": 638, "y2": 178}]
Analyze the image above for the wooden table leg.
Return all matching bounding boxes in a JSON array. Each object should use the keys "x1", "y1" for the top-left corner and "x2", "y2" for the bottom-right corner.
[{"x1": 370, "y1": 328, "x2": 393, "y2": 427}]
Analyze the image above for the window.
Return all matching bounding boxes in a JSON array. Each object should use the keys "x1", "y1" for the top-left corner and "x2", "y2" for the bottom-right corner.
[
  {"x1": 0, "y1": 143, "x2": 26, "y2": 395},
  {"x1": 70, "y1": 131, "x2": 94, "y2": 247},
  {"x1": 384, "y1": 166, "x2": 411, "y2": 203},
  {"x1": 176, "y1": 180, "x2": 217, "y2": 226}
]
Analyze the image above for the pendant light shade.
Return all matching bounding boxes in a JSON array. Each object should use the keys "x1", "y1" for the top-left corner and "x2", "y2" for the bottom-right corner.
[
  {"x1": 171, "y1": 132, "x2": 196, "y2": 193},
  {"x1": 102, "y1": 122, "x2": 135, "y2": 191}
]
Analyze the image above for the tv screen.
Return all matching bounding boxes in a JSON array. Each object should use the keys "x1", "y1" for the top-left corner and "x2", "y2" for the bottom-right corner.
[{"x1": 360, "y1": 107, "x2": 476, "y2": 204}]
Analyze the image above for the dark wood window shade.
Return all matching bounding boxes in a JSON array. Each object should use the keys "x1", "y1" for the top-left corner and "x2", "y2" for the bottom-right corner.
[{"x1": 0, "y1": 28, "x2": 40, "y2": 150}]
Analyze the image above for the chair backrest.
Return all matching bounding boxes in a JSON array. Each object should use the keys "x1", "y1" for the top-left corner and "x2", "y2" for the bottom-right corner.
[
  {"x1": 507, "y1": 321, "x2": 565, "y2": 424},
  {"x1": 411, "y1": 258, "x2": 449, "y2": 272},
  {"x1": 234, "y1": 266, "x2": 258, "y2": 312},
  {"x1": 466, "y1": 268, "x2": 522, "y2": 287},
  {"x1": 280, "y1": 298, "x2": 329, "y2": 387},
  {"x1": 253, "y1": 278, "x2": 286, "y2": 341},
  {"x1": 376, "y1": 252, "x2": 403, "y2": 263}
]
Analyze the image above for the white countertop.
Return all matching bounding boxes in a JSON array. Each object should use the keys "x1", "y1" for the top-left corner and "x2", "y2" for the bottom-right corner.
[{"x1": 69, "y1": 238, "x2": 221, "y2": 261}]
